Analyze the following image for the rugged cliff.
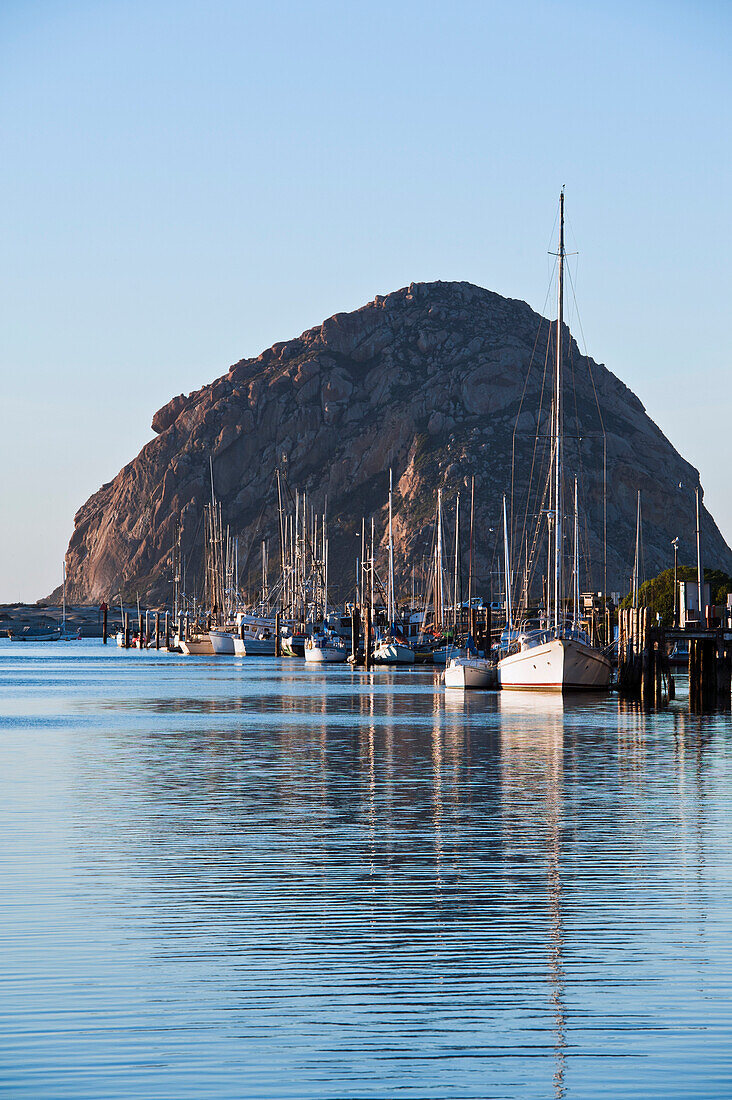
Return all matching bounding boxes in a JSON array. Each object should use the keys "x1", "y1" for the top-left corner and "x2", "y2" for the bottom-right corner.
[{"x1": 61, "y1": 280, "x2": 732, "y2": 605}]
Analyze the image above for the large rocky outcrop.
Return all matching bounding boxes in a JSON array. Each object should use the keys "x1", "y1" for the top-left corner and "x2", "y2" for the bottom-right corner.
[{"x1": 60, "y1": 280, "x2": 732, "y2": 604}]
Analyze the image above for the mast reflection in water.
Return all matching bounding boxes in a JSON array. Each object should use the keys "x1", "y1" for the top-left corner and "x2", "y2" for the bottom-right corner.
[{"x1": 0, "y1": 642, "x2": 729, "y2": 1099}]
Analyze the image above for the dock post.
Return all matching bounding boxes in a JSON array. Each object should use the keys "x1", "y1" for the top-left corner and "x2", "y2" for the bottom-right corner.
[
  {"x1": 102, "y1": 604, "x2": 108, "y2": 645},
  {"x1": 364, "y1": 604, "x2": 372, "y2": 670},
  {"x1": 274, "y1": 611, "x2": 281, "y2": 657},
  {"x1": 717, "y1": 637, "x2": 732, "y2": 707},
  {"x1": 165, "y1": 611, "x2": 170, "y2": 649},
  {"x1": 351, "y1": 606, "x2": 361, "y2": 662},
  {"x1": 155, "y1": 612, "x2": 160, "y2": 650},
  {"x1": 123, "y1": 613, "x2": 130, "y2": 649}
]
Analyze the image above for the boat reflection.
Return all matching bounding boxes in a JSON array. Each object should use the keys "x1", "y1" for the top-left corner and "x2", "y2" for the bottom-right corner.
[{"x1": 498, "y1": 689, "x2": 567, "y2": 1098}]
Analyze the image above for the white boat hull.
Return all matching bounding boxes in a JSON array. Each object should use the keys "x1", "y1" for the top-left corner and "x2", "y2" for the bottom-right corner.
[
  {"x1": 179, "y1": 636, "x2": 214, "y2": 656},
  {"x1": 240, "y1": 636, "x2": 276, "y2": 655},
  {"x1": 498, "y1": 636, "x2": 611, "y2": 691},
  {"x1": 444, "y1": 657, "x2": 496, "y2": 689},
  {"x1": 233, "y1": 637, "x2": 247, "y2": 656},
  {"x1": 373, "y1": 641, "x2": 415, "y2": 665},
  {"x1": 209, "y1": 629, "x2": 236, "y2": 655},
  {"x1": 304, "y1": 645, "x2": 347, "y2": 663}
]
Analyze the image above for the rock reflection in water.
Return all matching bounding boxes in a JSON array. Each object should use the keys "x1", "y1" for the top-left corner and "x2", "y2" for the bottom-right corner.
[{"x1": 0, "y1": 644, "x2": 729, "y2": 1100}]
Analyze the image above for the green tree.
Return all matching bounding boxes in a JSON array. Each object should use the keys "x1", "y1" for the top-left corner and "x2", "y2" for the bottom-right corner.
[{"x1": 620, "y1": 567, "x2": 732, "y2": 626}]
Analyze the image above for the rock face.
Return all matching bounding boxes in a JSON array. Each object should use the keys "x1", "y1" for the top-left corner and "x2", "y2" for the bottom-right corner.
[{"x1": 62, "y1": 280, "x2": 732, "y2": 604}]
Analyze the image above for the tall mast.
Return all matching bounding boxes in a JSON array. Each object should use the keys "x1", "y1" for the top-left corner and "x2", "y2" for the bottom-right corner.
[
  {"x1": 360, "y1": 517, "x2": 365, "y2": 606},
  {"x1": 503, "y1": 495, "x2": 512, "y2": 629},
  {"x1": 436, "y1": 490, "x2": 443, "y2": 631},
  {"x1": 468, "y1": 476, "x2": 474, "y2": 618},
  {"x1": 632, "y1": 490, "x2": 641, "y2": 609},
  {"x1": 370, "y1": 517, "x2": 375, "y2": 613},
  {"x1": 388, "y1": 468, "x2": 394, "y2": 624},
  {"x1": 573, "y1": 477, "x2": 579, "y2": 627},
  {"x1": 276, "y1": 469, "x2": 285, "y2": 613},
  {"x1": 453, "y1": 493, "x2": 460, "y2": 632},
  {"x1": 696, "y1": 486, "x2": 704, "y2": 620},
  {"x1": 553, "y1": 188, "x2": 565, "y2": 633}
]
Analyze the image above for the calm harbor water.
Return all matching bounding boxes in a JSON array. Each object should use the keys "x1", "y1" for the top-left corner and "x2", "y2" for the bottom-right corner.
[{"x1": 0, "y1": 641, "x2": 730, "y2": 1099}]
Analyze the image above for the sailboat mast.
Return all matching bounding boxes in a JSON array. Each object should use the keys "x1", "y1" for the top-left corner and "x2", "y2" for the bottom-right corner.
[
  {"x1": 437, "y1": 490, "x2": 443, "y2": 631},
  {"x1": 503, "y1": 495, "x2": 512, "y2": 629},
  {"x1": 388, "y1": 468, "x2": 394, "y2": 624},
  {"x1": 370, "y1": 517, "x2": 375, "y2": 613},
  {"x1": 573, "y1": 477, "x2": 579, "y2": 627},
  {"x1": 468, "y1": 476, "x2": 474, "y2": 611},
  {"x1": 633, "y1": 490, "x2": 641, "y2": 608},
  {"x1": 453, "y1": 493, "x2": 460, "y2": 632},
  {"x1": 553, "y1": 188, "x2": 565, "y2": 633}
]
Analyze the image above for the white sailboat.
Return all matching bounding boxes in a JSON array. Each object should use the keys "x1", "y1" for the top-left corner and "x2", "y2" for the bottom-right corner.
[
  {"x1": 373, "y1": 469, "x2": 415, "y2": 665},
  {"x1": 443, "y1": 477, "x2": 496, "y2": 689},
  {"x1": 304, "y1": 631, "x2": 348, "y2": 663},
  {"x1": 498, "y1": 192, "x2": 610, "y2": 692}
]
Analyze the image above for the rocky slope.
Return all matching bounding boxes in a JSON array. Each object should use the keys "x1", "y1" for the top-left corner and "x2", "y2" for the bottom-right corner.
[{"x1": 60, "y1": 280, "x2": 732, "y2": 605}]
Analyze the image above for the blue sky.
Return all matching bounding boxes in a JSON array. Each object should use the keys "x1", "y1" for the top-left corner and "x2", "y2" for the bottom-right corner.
[{"x1": 1, "y1": 0, "x2": 730, "y2": 600}]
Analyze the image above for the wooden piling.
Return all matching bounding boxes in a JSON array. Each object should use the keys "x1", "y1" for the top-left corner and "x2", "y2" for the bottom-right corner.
[
  {"x1": 102, "y1": 604, "x2": 108, "y2": 644},
  {"x1": 274, "y1": 611, "x2": 281, "y2": 657},
  {"x1": 364, "y1": 604, "x2": 373, "y2": 670},
  {"x1": 351, "y1": 605, "x2": 361, "y2": 662},
  {"x1": 155, "y1": 612, "x2": 160, "y2": 650},
  {"x1": 165, "y1": 612, "x2": 170, "y2": 649},
  {"x1": 123, "y1": 613, "x2": 130, "y2": 649}
]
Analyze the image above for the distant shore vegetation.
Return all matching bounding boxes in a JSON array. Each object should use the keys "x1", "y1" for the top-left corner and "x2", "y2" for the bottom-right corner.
[{"x1": 621, "y1": 567, "x2": 732, "y2": 625}]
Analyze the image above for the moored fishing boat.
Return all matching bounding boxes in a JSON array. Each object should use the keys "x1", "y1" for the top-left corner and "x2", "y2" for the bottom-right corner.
[
  {"x1": 444, "y1": 656, "x2": 496, "y2": 689},
  {"x1": 304, "y1": 631, "x2": 347, "y2": 663},
  {"x1": 178, "y1": 631, "x2": 214, "y2": 655},
  {"x1": 209, "y1": 627, "x2": 236, "y2": 654},
  {"x1": 236, "y1": 614, "x2": 277, "y2": 655},
  {"x1": 373, "y1": 637, "x2": 415, "y2": 665}
]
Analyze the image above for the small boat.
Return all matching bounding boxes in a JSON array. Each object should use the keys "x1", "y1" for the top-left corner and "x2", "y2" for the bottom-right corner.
[
  {"x1": 9, "y1": 627, "x2": 61, "y2": 642},
  {"x1": 432, "y1": 644, "x2": 465, "y2": 666},
  {"x1": 443, "y1": 656, "x2": 497, "y2": 689},
  {"x1": 668, "y1": 641, "x2": 689, "y2": 667},
  {"x1": 281, "y1": 633, "x2": 306, "y2": 658},
  {"x1": 304, "y1": 632, "x2": 348, "y2": 663},
  {"x1": 373, "y1": 637, "x2": 415, "y2": 665},
  {"x1": 209, "y1": 628, "x2": 236, "y2": 655},
  {"x1": 239, "y1": 633, "x2": 276, "y2": 655},
  {"x1": 236, "y1": 614, "x2": 277, "y2": 655},
  {"x1": 179, "y1": 633, "x2": 214, "y2": 655}
]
